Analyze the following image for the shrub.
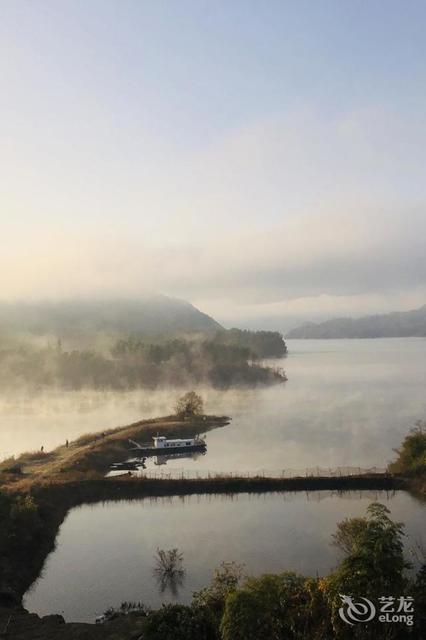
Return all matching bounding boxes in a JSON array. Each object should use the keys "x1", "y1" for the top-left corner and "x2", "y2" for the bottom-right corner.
[
  {"x1": 175, "y1": 391, "x2": 204, "y2": 418},
  {"x1": 154, "y1": 548, "x2": 186, "y2": 595},
  {"x1": 102, "y1": 601, "x2": 149, "y2": 621},
  {"x1": 388, "y1": 423, "x2": 426, "y2": 475},
  {"x1": 192, "y1": 561, "x2": 244, "y2": 622},
  {"x1": 323, "y1": 503, "x2": 411, "y2": 639},
  {"x1": 142, "y1": 604, "x2": 216, "y2": 640},
  {"x1": 221, "y1": 572, "x2": 325, "y2": 640}
]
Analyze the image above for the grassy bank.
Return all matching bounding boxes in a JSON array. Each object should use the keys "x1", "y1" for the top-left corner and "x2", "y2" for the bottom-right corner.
[
  {"x1": 0, "y1": 414, "x2": 229, "y2": 493},
  {"x1": 0, "y1": 415, "x2": 424, "y2": 633},
  {"x1": 0, "y1": 414, "x2": 230, "y2": 603},
  {"x1": 0, "y1": 472, "x2": 407, "y2": 605},
  {"x1": 0, "y1": 494, "x2": 424, "y2": 640},
  {"x1": 0, "y1": 471, "x2": 408, "y2": 612}
]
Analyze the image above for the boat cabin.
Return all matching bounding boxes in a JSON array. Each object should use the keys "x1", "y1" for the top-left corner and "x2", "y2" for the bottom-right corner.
[{"x1": 153, "y1": 436, "x2": 199, "y2": 449}]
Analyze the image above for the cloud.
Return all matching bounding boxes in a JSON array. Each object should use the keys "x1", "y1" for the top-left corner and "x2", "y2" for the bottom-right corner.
[
  {"x1": 161, "y1": 106, "x2": 426, "y2": 232},
  {"x1": 1, "y1": 107, "x2": 426, "y2": 324},
  {"x1": 2, "y1": 205, "x2": 425, "y2": 310}
]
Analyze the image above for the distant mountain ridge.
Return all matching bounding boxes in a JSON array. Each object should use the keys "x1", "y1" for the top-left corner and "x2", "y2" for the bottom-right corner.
[
  {"x1": 285, "y1": 304, "x2": 426, "y2": 339},
  {"x1": 0, "y1": 296, "x2": 222, "y2": 336}
]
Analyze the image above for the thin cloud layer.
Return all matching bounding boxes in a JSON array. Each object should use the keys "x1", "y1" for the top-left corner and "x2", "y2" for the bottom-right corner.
[{"x1": 1, "y1": 109, "x2": 426, "y2": 325}]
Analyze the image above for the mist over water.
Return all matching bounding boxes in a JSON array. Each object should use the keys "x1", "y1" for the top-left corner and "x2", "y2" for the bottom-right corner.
[
  {"x1": 3, "y1": 2, "x2": 426, "y2": 631},
  {"x1": 2, "y1": 338, "x2": 426, "y2": 471},
  {"x1": 19, "y1": 337, "x2": 426, "y2": 623},
  {"x1": 0, "y1": 388, "x2": 174, "y2": 461}
]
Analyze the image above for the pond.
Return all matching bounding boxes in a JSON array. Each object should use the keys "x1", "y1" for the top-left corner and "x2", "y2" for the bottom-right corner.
[{"x1": 24, "y1": 489, "x2": 425, "y2": 622}]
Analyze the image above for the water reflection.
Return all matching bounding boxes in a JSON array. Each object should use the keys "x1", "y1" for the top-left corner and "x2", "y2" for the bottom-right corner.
[
  {"x1": 153, "y1": 548, "x2": 186, "y2": 596},
  {"x1": 109, "y1": 451, "x2": 206, "y2": 475},
  {"x1": 153, "y1": 451, "x2": 206, "y2": 466},
  {"x1": 24, "y1": 490, "x2": 425, "y2": 623}
]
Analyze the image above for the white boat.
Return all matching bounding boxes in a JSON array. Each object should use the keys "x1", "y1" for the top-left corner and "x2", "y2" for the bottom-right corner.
[{"x1": 128, "y1": 435, "x2": 206, "y2": 456}]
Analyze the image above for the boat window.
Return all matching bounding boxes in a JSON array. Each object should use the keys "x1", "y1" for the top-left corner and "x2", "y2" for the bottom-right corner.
[{"x1": 186, "y1": 441, "x2": 190, "y2": 445}]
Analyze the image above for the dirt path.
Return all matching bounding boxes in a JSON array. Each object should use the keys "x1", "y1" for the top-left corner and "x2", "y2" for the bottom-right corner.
[{"x1": 0, "y1": 414, "x2": 230, "y2": 493}]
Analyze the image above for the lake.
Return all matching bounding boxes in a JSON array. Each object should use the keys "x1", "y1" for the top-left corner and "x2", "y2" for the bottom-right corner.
[
  {"x1": 24, "y1": 490, "x2": 425, "y2": 622},
  {"x1": 3, "y1": 338, "x2": 426, "y2": 473},
  {"x1": 17, "y1": 338, "x2": 426, "y2": 622}
]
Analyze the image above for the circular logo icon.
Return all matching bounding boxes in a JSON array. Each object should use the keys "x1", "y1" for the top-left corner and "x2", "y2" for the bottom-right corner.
[{"x1": 339, "y1": 594, "x2": 376, "y2": 625}]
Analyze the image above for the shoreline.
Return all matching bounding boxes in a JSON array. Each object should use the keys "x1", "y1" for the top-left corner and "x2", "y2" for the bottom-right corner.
[{"x1": 0, "y1": 414, "x2": 423, "y2": 639}]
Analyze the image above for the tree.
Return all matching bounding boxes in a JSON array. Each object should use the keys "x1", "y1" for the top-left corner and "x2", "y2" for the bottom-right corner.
[
  {"x1": 330, "y1": 503, "x2": 409, "y2": 593},
  {"x1": 212, "y1": 328, "x2": 287, "y2": 358},
  {"x1": 192, "y1": 561, "x2": 244, "y2": 622},
  {"x1": 175, "y1": 391, "x2": 204, "y2": 418},
  {"x1": 323, "y1": 503, "x2": 411, "y2": 639},
  {"x1": 220, "y1": 572, "x2": 327, "y2": 640},
  {"x1": 142, "y1": 604, "x2": 216, "y2": 640},
  {"x1": 388, "y1": 422, "x2": 426, "y2": 475},
  {"x1": 332, "y1": 516, "x2": 368, "y2": 555}
]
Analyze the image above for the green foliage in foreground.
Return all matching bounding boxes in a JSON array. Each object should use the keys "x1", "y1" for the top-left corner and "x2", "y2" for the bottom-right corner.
[
  {"x1": 221, "y1": 572, "x2": 329, "y2": 640},
  {"x1": 137, "y1": 503, "x2": 424, "y2": 640},
  {"x1": 388, "y1": 423, "x2": 426, "y2": 476},
  {"x1": 0, "y1": 491, "x2": 45, "y2": 599},
  {"x1": 142, "y1": 604, "x2": 217, "y2": 640},
  {"x1": 1, "y1": 480, "x2": 425, "y2": 638},
  {"x1": 324, "y1": 503, "x2": 413, "y2": 639},
  {"x1": 0, "y1": 492, "x2": 43, "y2": 552}
]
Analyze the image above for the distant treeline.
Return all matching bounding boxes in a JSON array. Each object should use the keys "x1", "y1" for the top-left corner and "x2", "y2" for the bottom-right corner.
[
  {"x1": 211, "y1": 328, "x2": 287, "y2": 358},
  {"x1": 0, "y1": 329, "x2": 287, "y2": 390}
]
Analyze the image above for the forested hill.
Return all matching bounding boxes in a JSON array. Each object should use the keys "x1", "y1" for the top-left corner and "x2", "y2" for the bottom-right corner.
[
  {"x1": 0, "y1": 296, "x2": 222, "y2": 336},
  {"x1": 286, "y1": 304, "x2": 426, "y2": 339}
]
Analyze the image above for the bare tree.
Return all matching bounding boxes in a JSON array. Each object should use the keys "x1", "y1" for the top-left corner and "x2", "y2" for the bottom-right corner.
[{"x1": 153, "y1": 548, "x2": 186, "y2": 595}]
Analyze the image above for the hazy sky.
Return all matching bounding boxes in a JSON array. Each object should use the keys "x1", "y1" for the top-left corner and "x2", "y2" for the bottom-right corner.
[{"x1": 1, "y1": 1, "x2": 426, "y2": 328}]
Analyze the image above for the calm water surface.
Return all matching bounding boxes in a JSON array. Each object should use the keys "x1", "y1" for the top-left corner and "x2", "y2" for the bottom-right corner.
[
  {"x1": 2, "y1": 338, "x2": 426, "y2": 472},
  {"x1": 25, "y1": 490, "x2": 425, "y2": 622},
  {"x1": 19, "y1": 339, "x2": 426, "y2": 621}
]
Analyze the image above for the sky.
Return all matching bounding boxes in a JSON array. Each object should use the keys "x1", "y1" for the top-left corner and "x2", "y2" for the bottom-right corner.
[{"x1": 1, "y1": 0, "x2": 426, "y2": 329}]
